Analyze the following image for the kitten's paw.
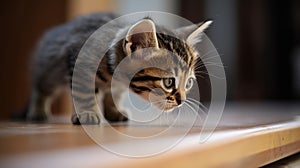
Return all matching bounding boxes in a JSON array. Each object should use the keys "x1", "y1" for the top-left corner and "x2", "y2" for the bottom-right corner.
[
  {"x1": 71, "y1": 111, "x2": 100, "y2": 125},
  {"x1": 26, "y1": 112, "x2": 48, "y2": 122},
  {"x1": 104, "y1": 109, "x2": 128, "y2": 122}
]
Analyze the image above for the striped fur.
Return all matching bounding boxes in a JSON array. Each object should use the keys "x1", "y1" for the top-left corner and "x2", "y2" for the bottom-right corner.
[{"x1": 27, "y1": 13, "x2": 211, "y2": 124}]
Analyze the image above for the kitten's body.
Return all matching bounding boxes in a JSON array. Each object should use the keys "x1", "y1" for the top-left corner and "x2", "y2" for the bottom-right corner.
[
  {"x1": 27, "y1": 13, "x2": 211, "y2": 124},
  {"x1": 28, "y1": 13, "x2": 119, "y2": 122}
]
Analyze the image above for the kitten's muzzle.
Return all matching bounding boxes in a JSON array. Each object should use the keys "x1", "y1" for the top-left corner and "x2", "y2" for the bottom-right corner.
[
  {"x1": 164, "y1": 93, "x2": 186, "y2": 111},
  {"x1": 175, "y1": 92, "x2": 185, "y2": 105}
]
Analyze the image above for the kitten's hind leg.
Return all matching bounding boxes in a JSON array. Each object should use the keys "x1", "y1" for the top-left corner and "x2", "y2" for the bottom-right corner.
[
  {"x1": 103, "y1": 88, "x2": 128, "y2": 122},
  {"x1": 27, "y1": 90, "x2": 52, "y2": 122}
]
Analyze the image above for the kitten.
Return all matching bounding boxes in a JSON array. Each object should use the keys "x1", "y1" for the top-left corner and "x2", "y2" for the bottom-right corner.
[{"x1": 27, "y1": 13, "x2": 211, "y2": 124}]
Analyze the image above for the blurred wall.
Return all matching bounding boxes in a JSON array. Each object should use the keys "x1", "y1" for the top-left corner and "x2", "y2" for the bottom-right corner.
[
  {"x1": 181, "y1": 0, "x2": 300, "y2": 100},
  {"x1": 236, "y1": 0, "x2": 299, "y2": 100},
  {"x1": 67, "y1": 0, "x2": 116, "y2": 19},
  {"x1": 0, "y1": 0, "x2": 68, "y2": 119}
]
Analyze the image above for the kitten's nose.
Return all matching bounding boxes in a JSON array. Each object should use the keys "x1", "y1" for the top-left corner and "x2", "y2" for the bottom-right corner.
[{"x1": 175, "y1": 93, "x2": 186, "y2": 105}]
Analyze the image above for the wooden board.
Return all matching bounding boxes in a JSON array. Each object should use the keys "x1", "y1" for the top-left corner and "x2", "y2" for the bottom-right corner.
[{"x1": 0, "y1": 102, "x2": 300, "y2": 168}]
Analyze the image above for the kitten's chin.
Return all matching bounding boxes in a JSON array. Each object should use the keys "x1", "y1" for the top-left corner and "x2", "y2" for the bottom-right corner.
[
  {"x1": 162, "y1": 103, "x2": 178, "y2": 112},
  {"x1": 163, "y1": 108, "x2": 175, "y2": 113}
]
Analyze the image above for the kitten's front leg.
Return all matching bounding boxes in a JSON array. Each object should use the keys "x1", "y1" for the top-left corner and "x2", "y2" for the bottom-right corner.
[
  {"x1": 71, "y1": 89, "x2": 101, "y2": 125},
  {"x1": 71, "y1": 110, "x2": 100, "y2": 125},
  {"x1": 103, "y1": 88, "x2": 128, "y2": 122}
]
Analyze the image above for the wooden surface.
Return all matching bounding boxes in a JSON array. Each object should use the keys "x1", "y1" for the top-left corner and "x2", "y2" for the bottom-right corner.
[
  {"x1": 0, "y1": 102, "x2": 300, "y2": 168},
  {"x1": 262, "y1": 152, "x2": 300, "y2": 167}
]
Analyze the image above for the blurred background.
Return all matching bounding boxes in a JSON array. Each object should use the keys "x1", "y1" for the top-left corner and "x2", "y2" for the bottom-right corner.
[{"x1": 0, "y1": 0, "x2": 299, "y2": 120}]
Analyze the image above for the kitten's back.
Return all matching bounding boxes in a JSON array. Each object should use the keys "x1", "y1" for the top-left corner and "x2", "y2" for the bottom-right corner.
[{"x1": 32, "y1": 13, "x2": 118, "y2": 92}]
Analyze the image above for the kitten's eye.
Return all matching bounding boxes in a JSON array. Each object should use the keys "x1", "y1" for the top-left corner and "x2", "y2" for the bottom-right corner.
[
  {"x1": 185, "y1": 78, "x2": 194, "y2": 90},
  {"x1": 163, "y1": 78, "x2": 174, "y2": 89}
]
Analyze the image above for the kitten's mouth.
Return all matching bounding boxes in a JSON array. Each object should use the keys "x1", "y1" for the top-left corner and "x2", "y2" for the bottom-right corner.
[{"x1": 163, "y1": 101, "x2": 178, "y2": 111}]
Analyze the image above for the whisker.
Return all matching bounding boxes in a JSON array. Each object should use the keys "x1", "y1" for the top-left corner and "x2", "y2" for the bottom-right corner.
[
  {"x1": 198, "y1": 49, "x2": 218, "y2": 60},
  {"x1": 194, "y1": 71, "x2": 226, "y2": 79},
  {"x1": 186, "y1": 102, "x2": 207, "y2": 124},
  {"x1": 182, "y1": 102, "x2": 197, "y2": 114},
  {"x1": 155, "y1": 101, "x2": 166, "y2": 110},
  {"x1": 200, "y1": 55, "x2": 221, "y2": 62},
  {"x1": 183, "y1": 101, "x2": 207, "y2": 121},
  {"x1": 194, "y1": 62, "x2": 225, "y2": 69},
  {"x1": 200, "y1": 53, "x2": 225, "y2": 64},
  {"x1": 194, "y1": 71, "x2": 206, "y2": 78},
  {"x1": 175, "y1": 104, "x2": 195, "y2": 124},
  {"x1": 194, "y1": 62, "x2": 225, "y2": 71},
  {"x1": 186, "y1": 98, "x2": 209, "y2": 113},
  {"x1": 196, "y1": 55, "x2": 220, "y2": 65}
]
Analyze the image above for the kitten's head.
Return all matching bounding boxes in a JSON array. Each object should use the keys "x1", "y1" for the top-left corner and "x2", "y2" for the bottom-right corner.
[{"x1": 120, "y1": 19, "x2": 212, "y2": 111}]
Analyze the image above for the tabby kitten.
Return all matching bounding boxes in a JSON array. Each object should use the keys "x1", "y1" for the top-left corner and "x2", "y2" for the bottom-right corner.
[{"x1": 27, "y1": 13, "x2": 211, "y2": 125}]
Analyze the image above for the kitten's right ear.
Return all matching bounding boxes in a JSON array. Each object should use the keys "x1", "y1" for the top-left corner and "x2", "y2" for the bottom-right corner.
[
  {"x1": 186, "y1": 20, "x2": 212, "y2": 46},
  {"x1": 124, "y1": 19, "x2": 159, "y2": 56},
  {"x1": 175, "y1": 20, "x2": 212, "y2": 46}
]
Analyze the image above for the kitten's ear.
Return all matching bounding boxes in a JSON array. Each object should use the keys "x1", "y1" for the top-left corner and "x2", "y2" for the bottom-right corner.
[
  {"x1": 125, "y1": 19, "x2": 159, "y2": 55},
  {"x1": 176, "y1": 20, "x2": 212, "y2": 46}
]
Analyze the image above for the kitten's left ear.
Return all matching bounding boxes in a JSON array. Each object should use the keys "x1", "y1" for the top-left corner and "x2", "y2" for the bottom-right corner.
[
  {"x1": 176, "y1": 20, "x2": 212, "y2": 46},
  {"x1": 125, "y1": 19, "x2": 159, "y2": 56}
]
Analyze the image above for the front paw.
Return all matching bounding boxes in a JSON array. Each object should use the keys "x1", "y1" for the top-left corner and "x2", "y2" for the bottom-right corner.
[
  {"x1": 72, "y1": 111, "x2": 100, "y2": 125},
  {"x1": 104, "y1": 108, "x2": 128, "y2": 122}
]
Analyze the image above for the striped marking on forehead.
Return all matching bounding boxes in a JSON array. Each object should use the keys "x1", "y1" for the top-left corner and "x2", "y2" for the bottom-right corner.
[{"x1": 156, "y1": 33, "x2": 196, "y2": 68}]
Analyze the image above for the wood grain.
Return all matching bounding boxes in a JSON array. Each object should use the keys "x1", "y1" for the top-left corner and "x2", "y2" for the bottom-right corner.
[{"x1": 0, "y1": 103, "x2": 300, "y2": 168}]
